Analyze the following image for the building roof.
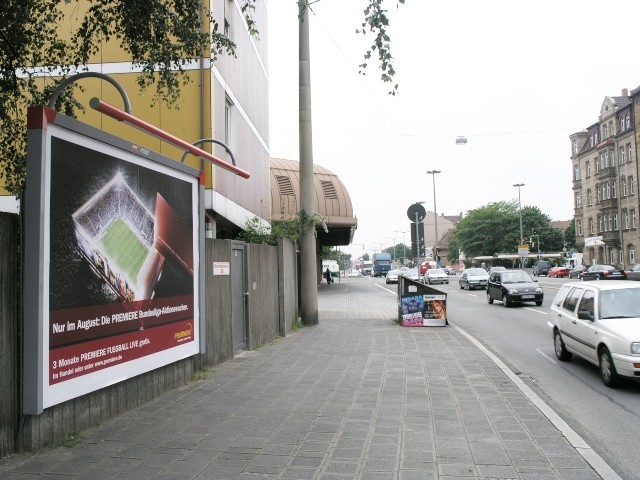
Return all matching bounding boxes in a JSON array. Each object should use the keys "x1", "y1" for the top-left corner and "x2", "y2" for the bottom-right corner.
[
  {"x1": 270, "y1": 158, "x2": 357, "y2": 246},
  {"x1": 550, "y1": 220, "x2": 571, "y2": 231}
]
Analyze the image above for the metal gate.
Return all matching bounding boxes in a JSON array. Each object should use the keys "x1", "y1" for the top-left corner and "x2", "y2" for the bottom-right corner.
[{"x1": 231, "y1": 242, "x2": 248, "y2": 352}]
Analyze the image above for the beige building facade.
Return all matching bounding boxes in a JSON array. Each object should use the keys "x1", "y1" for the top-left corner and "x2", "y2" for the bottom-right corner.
[{"x1": 570, "y1": 88, "x2": 639, "y2": 267}]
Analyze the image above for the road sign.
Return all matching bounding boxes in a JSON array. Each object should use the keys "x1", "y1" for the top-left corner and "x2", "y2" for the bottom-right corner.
[{"x1": 407, "y1": 203, "x2": 426, "y2": 222}]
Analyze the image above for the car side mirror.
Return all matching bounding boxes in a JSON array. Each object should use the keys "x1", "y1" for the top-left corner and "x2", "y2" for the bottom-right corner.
[{"x1": 577, "y1": 310, "x2": 594, "y2": 322}]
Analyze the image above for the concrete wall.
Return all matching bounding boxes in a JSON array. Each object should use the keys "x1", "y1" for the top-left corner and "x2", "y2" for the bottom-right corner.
[
  {"x1": 0, "y1": 232, "x2": 298, "y2": 457},
  {"x1": 0, "y1": 213, "x2": 18, "y2": 458}
]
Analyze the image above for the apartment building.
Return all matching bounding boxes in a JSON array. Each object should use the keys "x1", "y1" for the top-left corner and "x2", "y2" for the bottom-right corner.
[{"x1": 570, "y1": 88, "x2": 638, "y2": 267}]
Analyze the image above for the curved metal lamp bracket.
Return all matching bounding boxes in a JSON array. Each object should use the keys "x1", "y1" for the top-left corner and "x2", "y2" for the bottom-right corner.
[
  {"x1": 180, "y1": 139, "x2": 236, "y2": 166},
  {"x1": 47, "y1": 72, "x2": 132, "y2": 113}
]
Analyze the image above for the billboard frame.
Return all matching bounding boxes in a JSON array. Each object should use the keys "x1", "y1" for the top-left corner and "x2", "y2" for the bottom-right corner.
[{"x1": 23, "y1": 106, "x2": 206, "y2": 414}]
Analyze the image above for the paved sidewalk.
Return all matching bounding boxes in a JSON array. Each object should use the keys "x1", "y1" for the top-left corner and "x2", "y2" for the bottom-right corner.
[{"x1": 0, "y1": 278, "x2": 610, "y2": 479}]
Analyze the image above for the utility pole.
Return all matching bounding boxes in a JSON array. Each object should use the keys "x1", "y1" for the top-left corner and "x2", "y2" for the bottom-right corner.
[{"x1": 299, "y1": 3, "x2": 318, "y2": 325}]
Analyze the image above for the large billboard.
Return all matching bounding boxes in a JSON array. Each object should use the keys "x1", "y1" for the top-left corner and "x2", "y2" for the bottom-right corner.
[{"x1": 23, "y1": 107, "x2": 203, "y2": 413}]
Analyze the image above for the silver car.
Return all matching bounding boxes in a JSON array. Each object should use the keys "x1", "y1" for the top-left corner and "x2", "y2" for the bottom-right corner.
[
  {"x1": 425, "y1": 268, "x2": 449, "y2": 285},
  {"x1": 385, "y1": 269, "x2": 401, "y2": 284},
  {"x1": 459, "y1": 268, "x2": 489, "y2": 290},
  {"x1": 549, "y1": 281, "x2": 640, "y2": 387}
]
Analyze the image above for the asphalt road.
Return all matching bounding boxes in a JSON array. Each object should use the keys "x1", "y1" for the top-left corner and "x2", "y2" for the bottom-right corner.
[{"x1": 368, "y1": 273, "x2": 640, "y2": 480}]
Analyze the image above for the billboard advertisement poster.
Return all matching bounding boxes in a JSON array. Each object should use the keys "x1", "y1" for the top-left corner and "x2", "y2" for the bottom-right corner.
[
  {"x1": 24, "y1": 108, "x2": 202, "y2": 413},
  {"x1": 400, "y1": 293, "x2": 447, "y2": 327},
  {"x1": 400, "y1": 294, "x2": 424, "y2": 326},
  {"x1": 423, "y1": 294, "x2": 447, "y2": 326}
]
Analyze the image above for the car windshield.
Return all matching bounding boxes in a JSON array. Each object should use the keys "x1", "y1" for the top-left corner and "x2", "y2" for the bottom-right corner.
[
  {"x1": 501, "y1": 271, "x2": 533, "y2": 283},
  {"x1": 466, "y1": 269, "x2": 486, "y2": 275},
  {"x1": 599, "y1": 288, "x2": 640, "y2": 319}
]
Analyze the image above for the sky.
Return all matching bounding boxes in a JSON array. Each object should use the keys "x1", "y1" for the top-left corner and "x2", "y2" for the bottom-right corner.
[{"x1": 267, "y1": 0, "x2": 640, "y2": 260}]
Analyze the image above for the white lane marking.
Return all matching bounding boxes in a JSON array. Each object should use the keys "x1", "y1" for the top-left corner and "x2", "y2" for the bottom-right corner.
[
  {"x1": 536, "y1": 348, "x2": 557, "y2": 364},
  {"x1": 375, "y1": 283, "x2": 398, "y2": 295},
  {"x1": 523, "y1": 307, "x2": 548, "y2": 315}
]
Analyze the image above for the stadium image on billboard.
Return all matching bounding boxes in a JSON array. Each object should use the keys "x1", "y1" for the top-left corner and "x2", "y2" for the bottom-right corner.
[{"x1": 23, "y1": 108, "x2": 202, "y2": 414}]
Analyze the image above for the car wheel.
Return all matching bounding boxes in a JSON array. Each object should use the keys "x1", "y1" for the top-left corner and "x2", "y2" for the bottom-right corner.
[
  {"x1": 502, "y1": 294, "x2": 510, "y2": 307},
  {"x1": 553, "y1": 330, "x2": 572, "y2": 361},
  {"x1": 487, "y1": 292, "x2": 493, "y2": 304},
  {"x1": 460, "y1": 282, "x2": 464, "y2": 289},
  {"x1": 599, "y1": 347, "x2": 621, "y2": 388},
  {"x1": 535, "y1": 300, "x2": 542, "y2": 306},
  {"x1": 596, "y1": 275, "x2": 601, "y2": 280}
]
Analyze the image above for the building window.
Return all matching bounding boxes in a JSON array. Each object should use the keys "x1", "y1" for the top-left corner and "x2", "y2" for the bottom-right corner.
[
  {"x1": 597, "y1": 185, "x2": 601, "y2": 202},
  {"x1": 625, "y1": 210, "x2": 629, "y2": 229},
  {"x1": 224, "y1": 0, "x2": 233, "y2": 40},
  {"x1": 604, "y1": 124, "x2": 609, "y2": 137},
  {"x1": 224, "y1": 96, "x2": 233, "y2": 147},
  {"x1": 587, "y1": 189, "x2": 593, "y2": 205},
  {"x1": 629, "y1": 144, "x2": 633, "y2": 163},
  {"x1": 627, "y1": 113, "x2": 631, "y2": 129},
  {"x1": 633, "y1": 209, "x2": 637, "y2": 228},
  {"x1": 595, "y1": 131, "x2": 599, "y2": 144},
  {"x1": 631, "y1": 249, "x2": 636, "y2": 264},
  {"x1": 577, "y1": 220, "x2": 583, "y2": 236},
  {"x1": 614, "y1": 213, "x2": 618, "y2": 230},
  {"x1": 586, "y1": 161, "x2": 591, "y2": 176},
  {"x1": 574, "y1": 164, "x2": 580, "y2": 180},
  {"x1": 609, "y1": 213, "x2": 613, "y2": 231},
  {"x1": 620, "y1": 250, "x2": 624, "y2": 265},
  {"x1": 573, "y1": 140, "x2": 578, "y2": 154},
  {"x1": 612, "y1": 180, "x2": 616, "y2": 198},
  {"x1": 620, "y1": 146, "x2": 625, "y2": 163},
  {"x1": 610, "y1": 250, "x2": 615, "y2": 265},
  {"x1": 620, "y1": 116, "x2": 625, "y2": 132},
  {"x1": 575, "y1": 192, "x2": 581, "y2": 208},
  {"x1": 590, "y1": 134, "x2": 594, "y2": 147},
  {"x1": 589, "y1": 217, "x2": 594, "y2": 234},
  {"x1": 622, "y1": 177, "x2": 628, "y2": 196},
  {"x1": 606, "y1": 182, "x2": 610, "y2": 199},
  {"x1": 631, "y1": 176, "x2": 635, "y2": 195}
]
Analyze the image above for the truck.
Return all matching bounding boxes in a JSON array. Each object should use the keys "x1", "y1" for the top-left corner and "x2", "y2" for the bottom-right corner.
[
  {"x1": 372, "y1": 252, "x2": 392, "y2": 277},
  {"x1": 322, "y1": 259, "x2": 340, "y2": 277},
  {"x1": 362, "y1": 260, "x2": 373, "y2": 276}
]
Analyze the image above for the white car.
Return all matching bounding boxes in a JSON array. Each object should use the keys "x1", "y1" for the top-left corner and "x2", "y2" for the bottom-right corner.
[
  {"x1": 459, "y1": 268, "x2": 489, "y2": 290},
  {"x1": 548, "y1": 280, "x2": 640, "y2": 387},
  {"x1": 385, "y1": 269, "x2": 401, "y2": 284},
  {"x1": 425, "y1": 268, "x2": 449, "y2": 285}
]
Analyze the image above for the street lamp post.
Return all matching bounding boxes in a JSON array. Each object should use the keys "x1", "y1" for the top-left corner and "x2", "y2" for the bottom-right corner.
[
  {"x1": 387, "y1": 236, "x2": 400, "y2": 264},
  {"x1": 514, "y1": 183, "x2": 525, "y2": 267},
  {"x1": 427, "y1": 170, "x2": 441, "y2": 261},
  {"x1": 394, "y1": 230, "x2": 408, "y2": 265}
]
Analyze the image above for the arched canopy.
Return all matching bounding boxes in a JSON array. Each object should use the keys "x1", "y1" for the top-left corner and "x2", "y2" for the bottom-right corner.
[{"x1": 270, "y1": 158, "x2": 357, "y2": 246}]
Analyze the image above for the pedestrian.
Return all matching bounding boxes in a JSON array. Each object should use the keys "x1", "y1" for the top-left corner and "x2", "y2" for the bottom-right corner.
[{"x1": 325, "y1": 267, "x2": 332, "y2": 285}]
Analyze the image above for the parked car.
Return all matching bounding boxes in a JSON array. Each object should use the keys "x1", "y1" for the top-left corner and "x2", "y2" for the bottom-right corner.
[
  {"x1": 487, "y1": 270, "x2": 543, "y2": 307},
  {"x1": 532, "y1": 260, "x2": 551, "y2": 276},
  {"x1": 626, "y1": 264, "x2": 640, "y2": 281},
  {"x1": 581, "y1": 264, "x2": 627, "y2": 281},
  {"x1": 385, "y1": 269, "x2": 401, "y2": 284},
  {"x1": 425, "y1": 268, "x2": 449, "y2": 285},
  {"x1": 401, "y1": 267, "x2": 420, "y2": 282},
  {"x1": 568, "y1": 264, "x2": 587, "y2": 279},
  {"x1": 549, "y1": 280, "x2": 640, "y2": 387},
  {"x1": 548, "y1": 266, "x2": 570, "y2": 278},
  {"x1": 459, "y1": 268, "x2": 489, "y2": 290}
]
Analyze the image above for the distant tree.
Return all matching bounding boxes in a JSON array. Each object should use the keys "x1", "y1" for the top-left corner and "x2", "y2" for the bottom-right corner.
[
  {"x1": 564, "y1": 218, "x2": 576, "y2": 248},
  {"x1": 362, "y1": 252, "x2": 370, "y2": 261},
  {"x1": 446, "y1": 236, "x2": 460, "y2": 262}
]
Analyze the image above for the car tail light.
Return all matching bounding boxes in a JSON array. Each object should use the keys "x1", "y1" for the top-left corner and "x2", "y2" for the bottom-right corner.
[{"x1": 603, "y1": 271, "x2": 609, "y2": 276}]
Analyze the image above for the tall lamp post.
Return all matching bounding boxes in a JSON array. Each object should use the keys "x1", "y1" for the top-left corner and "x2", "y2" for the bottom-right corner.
[
  {"x1": 427, "y1": 170, "x2": 441, "y2": 261},
  {"x1": 394, "y1": 230, "x2": 408, "y2": 265},
  {"x1": 514, "y1": 183, "x2": 525, "y2": 267},
  {"x1": 387, "y1": 236, "x2": 400, "y2": 264}
]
